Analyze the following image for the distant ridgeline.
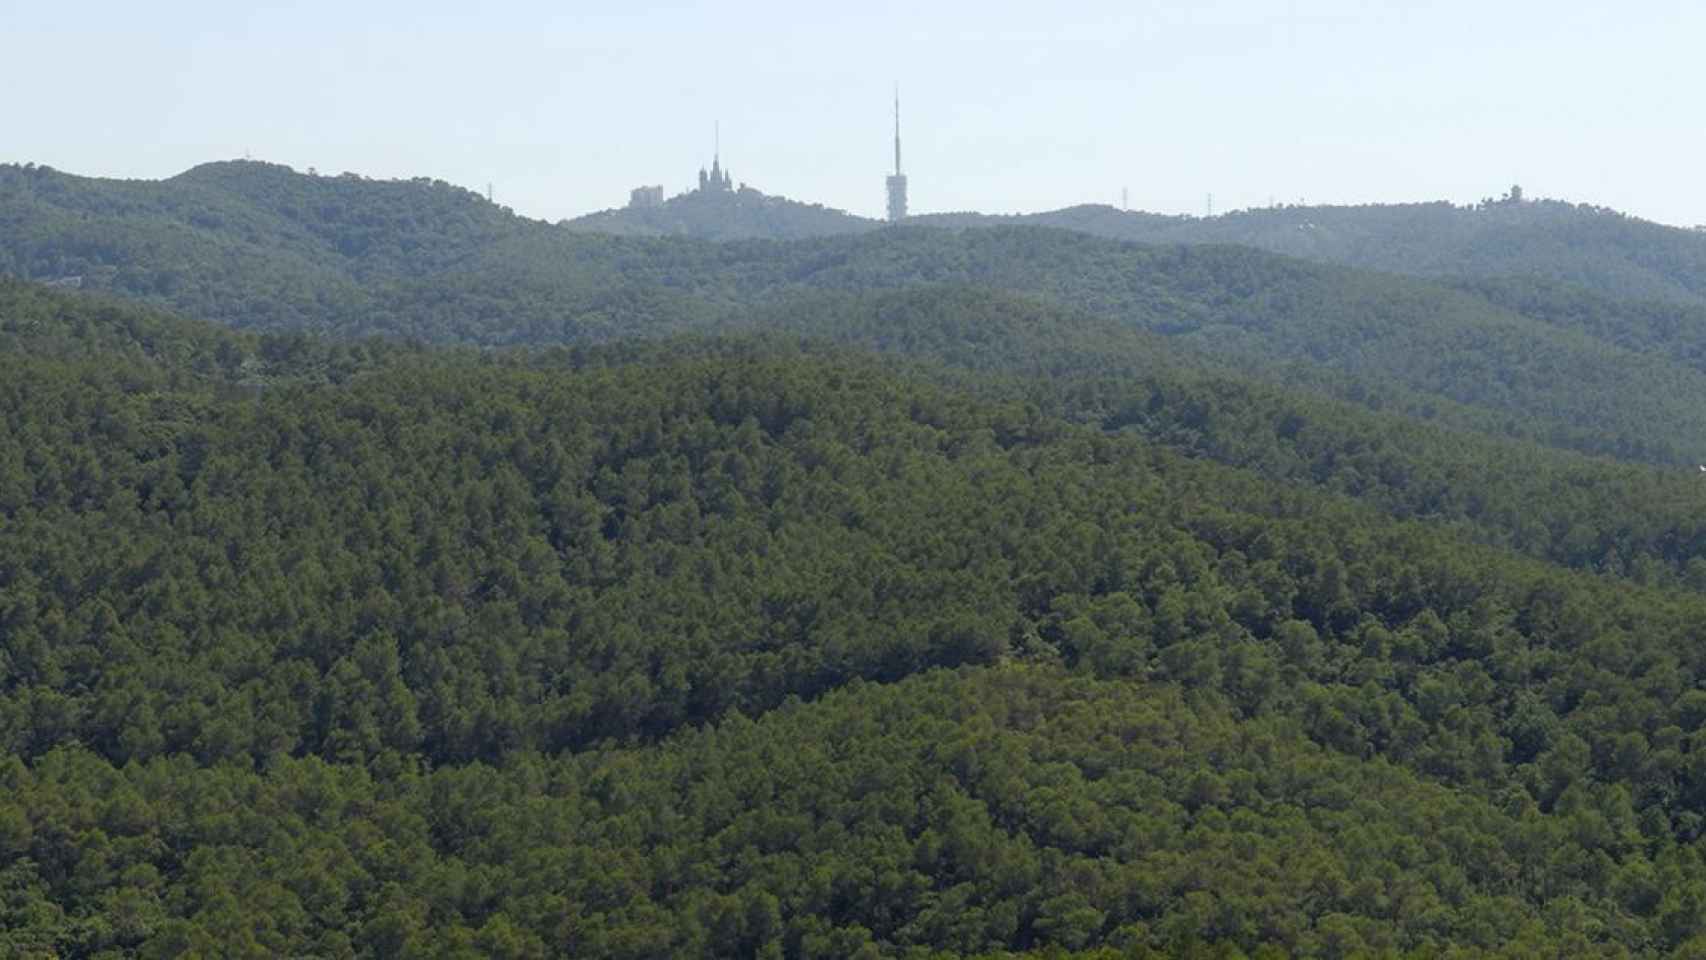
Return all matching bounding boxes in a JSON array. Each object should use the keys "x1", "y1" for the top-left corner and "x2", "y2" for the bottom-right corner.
[
  {"x1": 10, "y1": 161, "x2": 1706, "y2": 466},
  {"x1": 574, "y1": 179, "x2": 1706, "y2": 308},
  {"x1": 913, "y1": 193, "x2": 1706, "y2": 309},
  {"x1": 10, "y1": 159, "x2": 1706, "y2": 304}
]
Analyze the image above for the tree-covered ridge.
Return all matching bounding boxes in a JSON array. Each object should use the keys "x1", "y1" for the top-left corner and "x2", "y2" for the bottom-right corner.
[
  {"x1": 689, "y1": 283, "x2": 1706, "y2": 587},
  {"x1": 914, "y1": 197, "x2": 1706, "y2": 309},
  {"x1": 0, "y1": 277, "x2": 421, "y2": 387},
  {"x1": 8, "y1": 162, "x2": 1706, "y2": 464},
  {"x1": 1448, "y1": 276, "x2": 1706, "y2": 376},
  {"x1": 8, "y1": 277, "x2": 1706, "y2": 593},
  {"x1": 12, "y1": 290, "x2": 1706, "y2": 954},
  {"x1": 352, "y1": 223, "x2": 1706, "y2": 464},
  {"x1": 6, "y1": 160, "x2": 519, "y2": 277},
  {"x1": 0, "y1": 277, "x2": 251, "y2": 373},
  {"x1": 538, "y1": 166, "x2": 1706, "y2": 315},
  {"x1": 675, "y1": 230, "x2": 1706, "y2": 464},
  {"x1": 167, "y1": 161, "x2": 519, "y2": 271},
  {"x1": 0, "y1": 160, "x2": 547, "y2": 336}
]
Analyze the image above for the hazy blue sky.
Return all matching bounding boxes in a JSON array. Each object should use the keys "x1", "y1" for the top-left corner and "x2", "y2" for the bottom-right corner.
[{"x1": 7, "y1": 1, "x2": 1704, "y2": 226}]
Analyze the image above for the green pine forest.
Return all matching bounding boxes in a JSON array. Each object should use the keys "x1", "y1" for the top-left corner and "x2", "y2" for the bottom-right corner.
[{"x1": 8, "y1": 162, "x2": 1706, "y2": 957}]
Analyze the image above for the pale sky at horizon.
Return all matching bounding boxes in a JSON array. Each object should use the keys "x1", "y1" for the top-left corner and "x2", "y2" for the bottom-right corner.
[{"x1": 6, "y1": 1, "x2": 1704, "y2": 227}]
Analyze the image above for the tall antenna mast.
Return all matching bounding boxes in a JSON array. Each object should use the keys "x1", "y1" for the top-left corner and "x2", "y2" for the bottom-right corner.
[
  {"x1": 893, "y1": 85, "x2": 902, "y2": 176},
  {"x1": 885, "y1": 85, "x2": 909, "y2": 222}
]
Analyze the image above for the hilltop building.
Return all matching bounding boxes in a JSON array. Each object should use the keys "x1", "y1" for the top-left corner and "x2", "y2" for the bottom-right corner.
[
  {"x1": 623, "y1": 127, "x2": 734, "y2": 207},
  {"x1": 699, "y1": 121, "x2": 734, "y2": 193},
  {"x1": 886, "y1": 91, "x2": 907, "y2": 222},
  {"x1": 698, "y1": 157, "x2": 733, "y2": 193}
]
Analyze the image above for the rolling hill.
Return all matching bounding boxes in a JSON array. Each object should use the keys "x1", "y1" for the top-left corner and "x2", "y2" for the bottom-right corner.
[
  {"x1": 916, "y1": 195, "x2": 1706, "y2": 308},
  {"x1": 557, "y1": 169, "x2": 1706, "y2": 312},
  {"x1": 6, "y1": 160, "x2": 1706, "y2": 469},
  {"x1": 12, "y1": 284, "x2": 1706, "y2": 955}
]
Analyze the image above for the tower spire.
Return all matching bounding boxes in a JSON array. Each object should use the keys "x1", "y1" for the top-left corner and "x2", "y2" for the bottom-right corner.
[
  {"x1": 885, "y1": 85, "x2": 908, "y2": 222},
  {"x1": 893, "y1": 86, "x2": 902, "y2": 176},
  {"x1": 707, "y1": 120, "x2": 729, "y2": 191}
]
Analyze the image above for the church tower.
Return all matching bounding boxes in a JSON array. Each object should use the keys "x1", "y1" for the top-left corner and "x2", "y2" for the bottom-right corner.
[
  {"x1": 885, "y1": 89, "x2": 907, "y2": 222},
  {"x1": 700, "y1": 121, "x2": 733, "y2": 193}
]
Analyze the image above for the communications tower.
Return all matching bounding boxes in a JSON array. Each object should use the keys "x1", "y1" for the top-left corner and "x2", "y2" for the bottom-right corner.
[{"x1": 885, "y1": 89, "x2": 908, "y2": 222}]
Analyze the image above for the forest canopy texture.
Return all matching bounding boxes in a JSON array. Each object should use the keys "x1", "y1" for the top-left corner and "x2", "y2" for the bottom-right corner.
[{"x1": 7, "y1": 164, "x2": 1706, "y2": 958}]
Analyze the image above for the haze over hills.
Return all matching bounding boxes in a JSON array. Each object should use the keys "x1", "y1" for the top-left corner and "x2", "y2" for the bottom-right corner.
[
  {"x1": 8, "y1": 159, "x2": 1706, "y2": 466},
  {"x1": 555, "y1": 159, "x2": 1706, "y2": 307},
  {"x1": 564, "y1": 183, "x2": 877, "y2": 241},
  {"x1": 914, "y1": 195, "x2": 1706, "y2": 309},
  {"x1": 574, "y1": 187, "x2": 1706, "y2": 310},
  {"x1": 18, "y1": 157, "x2": 1706, "y2": 310}
]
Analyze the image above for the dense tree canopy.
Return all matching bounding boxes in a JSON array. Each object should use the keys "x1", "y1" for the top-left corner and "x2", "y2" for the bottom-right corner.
[
  {"x1": 9, "y1": 156, "x2": 1706, "y2": 957},
  {"x1": 8, "y1": 283, "x2": 1706, "y2": 955}
]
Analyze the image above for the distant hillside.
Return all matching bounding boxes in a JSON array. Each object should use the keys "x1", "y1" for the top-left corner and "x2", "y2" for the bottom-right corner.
[
  {"x1": 1446, "y1": 274, "x2": 1706, "y2": 376},
  {"x1": 16, "y1": 275, "x2": 1706, "y2": 593},
  {"x1": 9, "y1": 161, "x2": 1706, "y2": 463},
  {"x1": 0, "y1": 160, "x2": 545, "y2": 334},
  {"x1": 556, "y1": 226, "x2": 1706, "y2": 464},
  {"x1": 0, "y1": 160, "x2": 519, "y2": 277},
  {"x1": 568, "y1": 182, "x2": 1706, "y2": 311},
  {"x1": 564, "y1": 182, "x2": 878, "y2": 241},
  {"x1": 916, "y1": 197, "x2": 1706, "y2": 308}
]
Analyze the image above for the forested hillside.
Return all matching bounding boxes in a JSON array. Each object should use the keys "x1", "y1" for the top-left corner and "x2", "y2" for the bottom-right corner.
[
  {"x1": 20, "y1": 160, "x2": 1706, "y2": 316},
  {"x1": 1448, "y1": 276, "x2": 1706, "y2": 376},
  {"x1": 562, "y1": 175, "x2": 1706, "y2": 313},
  {"x1": 918, "y1": 196, "x2": 1706, "y2": 308},
  {"x1": 471, "y1": 228, "x2": 1706, "y2": 464},
  {"x1": 11, "y1": 277, "x2": 1706, "y2": 589},
  {"x1": 715, "y1": 285, "x2": 1706, "y2": 585},
  {"x1": 8, "y1": 160, "x2": 1706, "y2": 465},
  {"x1": 10, "y1": 282, "x2": 1706, "y2": 956}
]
